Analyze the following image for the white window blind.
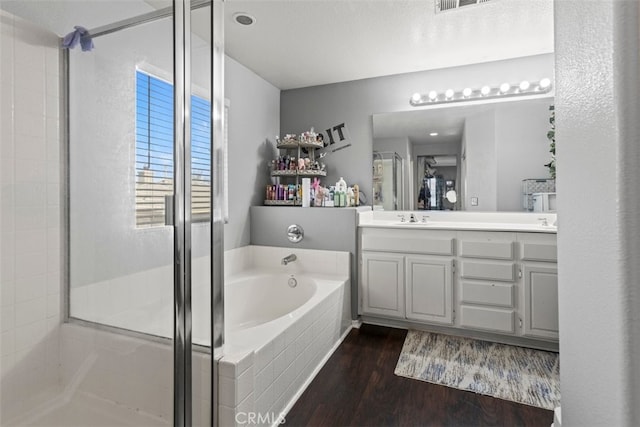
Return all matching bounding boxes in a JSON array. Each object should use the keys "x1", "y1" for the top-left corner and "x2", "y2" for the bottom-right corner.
[{"x1": 135, "y1": 70, "x2": 211, "y2": 227}]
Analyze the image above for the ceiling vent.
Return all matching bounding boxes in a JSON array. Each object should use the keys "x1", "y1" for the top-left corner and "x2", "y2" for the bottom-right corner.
[{"x1": 435, "y1": 0, "x2": 493, "y2": 14}]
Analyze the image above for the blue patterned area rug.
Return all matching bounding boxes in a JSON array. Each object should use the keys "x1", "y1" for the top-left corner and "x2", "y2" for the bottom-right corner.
[{"x1": 394, "y1": 330, "x2": 560, "y2": 410}]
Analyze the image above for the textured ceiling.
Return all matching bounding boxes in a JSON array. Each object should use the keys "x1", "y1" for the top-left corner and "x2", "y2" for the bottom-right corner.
[
  {"x1": 0, "y1": 0, "x2": 554, "y2": 90},
  {"x1": 225, "y1": 0, "x2": 554, "y2": 89}
]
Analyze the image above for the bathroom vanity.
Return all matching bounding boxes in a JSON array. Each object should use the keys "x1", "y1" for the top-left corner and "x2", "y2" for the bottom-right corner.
[{"x1": 358, "y1": 211, "x2": 558, "y2": 350}]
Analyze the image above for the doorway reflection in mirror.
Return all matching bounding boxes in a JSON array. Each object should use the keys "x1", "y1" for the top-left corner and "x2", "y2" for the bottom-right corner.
[{"x1": 372, "y1": 151, "x2": 404, "y2": 211}]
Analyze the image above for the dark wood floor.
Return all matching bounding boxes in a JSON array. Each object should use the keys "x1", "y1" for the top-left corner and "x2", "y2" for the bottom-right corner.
[{"x1": 285, "y1": 324, "x2": 553, "y2": 427}]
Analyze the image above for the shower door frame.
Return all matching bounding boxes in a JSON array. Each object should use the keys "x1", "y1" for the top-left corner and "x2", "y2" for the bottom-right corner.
[{"x1": 61, "y1": 1, "x2": 223, "y2": 425}]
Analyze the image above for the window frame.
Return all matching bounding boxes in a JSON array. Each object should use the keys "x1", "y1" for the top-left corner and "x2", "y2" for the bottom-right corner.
[{"x1": 134, "y1": 64, "x2": 212, "y2": 228}]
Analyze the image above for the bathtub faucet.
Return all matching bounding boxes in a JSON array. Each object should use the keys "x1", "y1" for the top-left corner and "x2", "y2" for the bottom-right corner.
[{"x1": 282, "y1": 254, "x2": 297, "y2": 265}]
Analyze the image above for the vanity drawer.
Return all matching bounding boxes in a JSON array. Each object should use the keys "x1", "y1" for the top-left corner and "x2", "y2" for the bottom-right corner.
[
  {"x1": 517, "y1": 233, "x2": 558, "y2": 262},
  {"x1": 521, "y1": 242, "x2": 557, "y2": 262},
  {"x1": 459, "y1": 260, "x2": 515, "y2": 282},
  {"x1": 361, "y1": 229, "x2": 455, "y2": 255},
  {"x1": 460, "y1": 280, "x2": 514, "y2": 308},
  {"x1": 460, "y1": 305, "x2": 515, "y2": 334},
  {"x1": 459, "y1": 240, "x2": 514, "y2": 260}
]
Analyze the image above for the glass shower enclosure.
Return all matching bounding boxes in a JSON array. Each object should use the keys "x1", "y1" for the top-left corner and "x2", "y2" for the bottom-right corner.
[
  {"x1": 63, "y1": 1, "x2": 223, "y2": 425},
  {"x1": 372, "y1": 151, "x2": 404, "y2": 210}
]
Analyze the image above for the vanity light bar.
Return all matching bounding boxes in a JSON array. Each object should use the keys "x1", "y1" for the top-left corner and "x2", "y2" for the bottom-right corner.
[{"x1": 409, "y1": 78, "x2": 553, "y2": 107}]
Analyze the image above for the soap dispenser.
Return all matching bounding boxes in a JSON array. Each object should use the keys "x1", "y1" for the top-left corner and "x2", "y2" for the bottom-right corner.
[{"x1": 337, "y1": 177, "x2": 347, "y2": 193}]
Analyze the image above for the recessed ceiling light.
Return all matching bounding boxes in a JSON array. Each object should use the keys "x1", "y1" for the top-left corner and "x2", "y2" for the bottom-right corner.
[
  {"x1": 430, "y1": 132, "x2": 438, "y2": 136},
  {"x1": 233, "y1": 12, "x2": 256, "y2": 26}
]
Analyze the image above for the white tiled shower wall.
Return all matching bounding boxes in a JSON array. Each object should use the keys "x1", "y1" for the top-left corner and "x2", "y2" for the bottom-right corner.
[{"x1": 0, "y1": 10, "x2": 63, "y2": 422}]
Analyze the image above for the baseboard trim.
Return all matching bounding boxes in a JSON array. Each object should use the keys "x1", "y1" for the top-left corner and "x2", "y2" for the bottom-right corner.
[{"x1": 360, "y1": 315, "x2": 559, "y2": 352}]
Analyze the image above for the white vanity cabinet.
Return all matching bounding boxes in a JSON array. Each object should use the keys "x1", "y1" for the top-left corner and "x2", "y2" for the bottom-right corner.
[
  {"x1": 405, "y1": 256, "x2": 453, "y2": 324},
  {"x1": 361, "y1": 252, "x2": 405, "y2": 318},
  {"x1": 358, "y1": 223, "x2": 559, "y2": 347},
  {"x1": 518, "y1": 233, "x2": 559, "y2": 340},
  {"x1": 359, "y1": 228, "x2": 455, "y2": 325},
  {"x1": 457, "y1": 232, "x2": 518, "y2": 334}
]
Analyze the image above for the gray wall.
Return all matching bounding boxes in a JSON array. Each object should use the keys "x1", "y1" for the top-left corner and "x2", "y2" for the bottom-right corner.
[
  {"x1": 495, "y1": 101, "x2": 553, "y2": 211},
  {"x1": 464, "y1": 110, "x2": 497, "y2": 211},
  {"x1": 556, "y1": 0, "x2": 640, "y2": 425},
  {"x1": 225, "y1": 57, "x2": 280, "y2": 251},
  {"x1": 280, "y1": 54, "x2": 555, "y2": 205},
  {"x1": 250, "y1": 206, "x2": 360, "y2": 320}
]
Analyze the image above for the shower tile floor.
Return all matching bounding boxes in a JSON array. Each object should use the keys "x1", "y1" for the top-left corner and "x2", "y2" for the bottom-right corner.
[{"x1": 6, "y1": 390, "x2": 169, "y2": 427}]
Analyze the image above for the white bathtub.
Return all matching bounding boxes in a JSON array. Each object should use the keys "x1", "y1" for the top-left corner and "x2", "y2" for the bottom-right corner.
[
  {"x1": 226, "y1": 272, "x2": 317, "y2": 332},
  {"x1": 218, "y1": 245, "x2": 351, "y2": 427}
]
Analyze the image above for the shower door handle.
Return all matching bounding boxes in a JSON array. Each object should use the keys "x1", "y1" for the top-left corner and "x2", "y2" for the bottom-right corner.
[{"x1": 165, "y1": 195, "x2": 174, "y2": 226}]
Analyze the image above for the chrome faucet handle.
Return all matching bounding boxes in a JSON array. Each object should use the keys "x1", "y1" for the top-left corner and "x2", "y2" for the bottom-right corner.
[
  {"x1": 287, "y1": 224, "x2": 304, "y2": 243},
  {"x1": 537, "y1": 217, "x2": 549, "y2": 226},
  {"x1": 421, "y1": 215, "x2": 430, "y2": 223},
  {"x1": 397, "y1": 214, "x2": 406, "y2": 222}
]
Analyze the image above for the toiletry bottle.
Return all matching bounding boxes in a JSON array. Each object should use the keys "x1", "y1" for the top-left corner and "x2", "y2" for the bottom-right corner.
[
  {"x1": 347, "y1": 187, "x2": 354, "y2": 207},
  {"x1": 336, "y1": 178, "x2": 347, "y2": 207}
]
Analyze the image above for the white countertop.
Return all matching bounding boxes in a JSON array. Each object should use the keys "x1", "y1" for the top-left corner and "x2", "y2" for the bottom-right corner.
[{"x1": 358, "y1": 210, "x2": 557, "y2": 233}]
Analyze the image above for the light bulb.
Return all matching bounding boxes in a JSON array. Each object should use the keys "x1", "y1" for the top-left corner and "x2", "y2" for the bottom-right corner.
[
  {"x1": 519, "y1": 80, "x2": 530, "y2": 91},
  {"x1": 462, "y1": 88, "x2": 472, "y2": 97},
  {"x1": 499, "y1": 83, "x2": 511, "y2": 93},
  {"x1": 540, "y1": 78, "x2": 551, "y2": 89},
  {"x1": 429, "y1": 132, "x2": 438, "y2": 136},
  {"x1": 480, "y1": 86, "x2": 490, "y2": 96},
  {"x1": 445, "y1": 89, "x2": 454, "y2": 99},
  {"x1": 411, "y1": 93, "x2": 422, "y2": 103},
  {"x1": 428, "y1": 91, "x2": 438, "y2": 101}
]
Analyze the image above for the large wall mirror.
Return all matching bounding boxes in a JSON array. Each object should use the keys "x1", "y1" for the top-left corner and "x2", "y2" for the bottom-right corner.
[{"x1": 372, "y1": 96, "x2": 555, "y2": 212}]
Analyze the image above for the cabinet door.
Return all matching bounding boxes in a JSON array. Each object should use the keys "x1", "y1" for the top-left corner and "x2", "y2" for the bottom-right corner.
[
  {"x1": 361, "y1": 252, "x2": 405, "y2": 318},
  {"x1": 405, "y1": 256, "x2": 453, "y2": 324},
  {"x1": 523, "y1": 264, "x2": 559, "y2": 339}
]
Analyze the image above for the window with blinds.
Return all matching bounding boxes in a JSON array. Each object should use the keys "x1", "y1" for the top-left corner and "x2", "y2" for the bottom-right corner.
[{"x1": 135, "y1": 70, "x2": 211, "y2": 227}]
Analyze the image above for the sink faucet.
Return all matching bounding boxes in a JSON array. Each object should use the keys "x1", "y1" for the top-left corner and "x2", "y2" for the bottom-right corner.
[
  {"x1": 282, "y1": 254, "x2": 297, "y2": 265},
  {"x1": 409, "y1": 213, "x2": 417, "y2": 223}
]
